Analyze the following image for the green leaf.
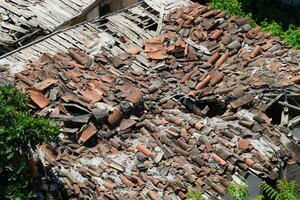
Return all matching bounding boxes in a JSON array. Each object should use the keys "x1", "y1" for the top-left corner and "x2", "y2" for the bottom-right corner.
[
  {"x1": 0, "y1": 85, "x2": 59, "y2": 198},
  {"x1": 187, "y1": 189, "x2": 205, "y2": 200},
  {"x1": 227, "y1": 182, "x2": 250, "y2": 200}
]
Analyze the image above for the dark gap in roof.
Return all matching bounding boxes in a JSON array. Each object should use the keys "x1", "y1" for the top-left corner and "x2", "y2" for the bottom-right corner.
[
  {"x1": 266, "y1": 102, "x2": 284, "y2": 125},
  {"x1": 99, "y1": 4, "x2": 112, "y2": 16},
  {"x1": 144, "y1": 21, "x2": 158, "y2": 31},
  {"x1": 197, "y1": 99, "x2": 227, "y2": 117},
  {"x1": 121, "y1": 9, "x2": 158, "y2": 31},
  {"x1": 142, "y1": 3, "x2": 160, "y2": 16},
  {"x1": 266, "y1": 95, "x2": 300, "y2": 125}
]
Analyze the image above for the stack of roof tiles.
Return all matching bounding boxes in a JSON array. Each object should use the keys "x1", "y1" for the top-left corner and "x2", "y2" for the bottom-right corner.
[{"x1": 8, "y1": 2, "x2": 300, "y2": 200}]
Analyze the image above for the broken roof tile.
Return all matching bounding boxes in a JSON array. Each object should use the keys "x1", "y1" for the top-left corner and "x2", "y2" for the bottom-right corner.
[
  {"x1": 8, "y1": 1, "x2": 300, "y2": 199},
  {"x1": 77, "y1": 123, "x2": 97, "y2": 145},
  {"x1": 34, "y1": 78, "x2": 57, "y2": 90},
  {"x1": 27, "y1": 88, "x2": 50, "y2": 109}
]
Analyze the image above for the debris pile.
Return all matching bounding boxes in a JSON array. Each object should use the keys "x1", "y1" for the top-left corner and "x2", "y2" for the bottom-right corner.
[{"x1": 12, "y1": 2, "x2": 300, "y2": 200}]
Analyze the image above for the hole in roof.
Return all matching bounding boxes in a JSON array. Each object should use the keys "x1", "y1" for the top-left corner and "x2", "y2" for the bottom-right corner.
[
  {"x1": 197, "y1": 99, "x2": 227, "y2": 117},
  {"x1": 99, "y1": 4, "x2": 112, "y2": 16},
  {"x1": 265, "y1": 94, "x2": 300, "y2": 126}
]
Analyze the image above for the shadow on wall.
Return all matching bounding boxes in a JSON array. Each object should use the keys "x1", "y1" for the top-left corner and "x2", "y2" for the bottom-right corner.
[{"x1": 87, "y1": 0, "x2": 140, "y2": 20}]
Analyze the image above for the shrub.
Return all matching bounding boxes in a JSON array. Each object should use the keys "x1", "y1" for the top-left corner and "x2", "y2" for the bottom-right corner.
[
  {"x1": 208, "y1": 0, "x2": 300, "y2": 49},
  {"x1": 261, "y1": 180, "x2": 299, "y2": 200},
  {"x1": 187, "y1": 189, "x2": 205, "y2": 200},
  {"x1": 0, "y1": 85, "x2": 59, "y2": 199},
  {"x1": 208, "y1": 0, "x2": 244, "y2": 16},
  {"x1": 261, "y1": 21, "x2": 284, "y2": 37},
  {"x1": 188, "y1": 180, "x2": 298, "y2": 200},
  {"x1": 284, "y1": 26, "x2": 300, "y2": 49},
  {"x1": 227, "y1": 182, "x2": 251, "y2": 200}
]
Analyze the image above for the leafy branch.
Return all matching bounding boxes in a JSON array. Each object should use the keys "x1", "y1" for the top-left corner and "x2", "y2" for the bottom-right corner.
[{"x1": 0, "y1": 85, "x2": 59, "y2": 199}]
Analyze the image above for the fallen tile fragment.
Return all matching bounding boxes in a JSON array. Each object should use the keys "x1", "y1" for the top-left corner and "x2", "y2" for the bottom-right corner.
[
  {"x1": 77, "y1": 123, "x2": 97, "y2": 145},
  {"x1": 127, "y1": 46, "x2": 140, "y2": 55},
  {"x1": 136, "y1": 144, "x2": 156, "y2": 158},
  {"x1": 27, "y1": 88, "x2": 50, "y2": 109},
  {"x1": 34, "y1": 78, "x2": 57, "y2": 90}
]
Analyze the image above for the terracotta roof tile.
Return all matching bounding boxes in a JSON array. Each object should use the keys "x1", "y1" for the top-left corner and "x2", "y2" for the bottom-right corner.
[
  {"x1": 27, "y1": 88, "x2": 50, "y2": 109},
  {"x1": 7, "y1": 1, "x2": 299, "y2": 199}
]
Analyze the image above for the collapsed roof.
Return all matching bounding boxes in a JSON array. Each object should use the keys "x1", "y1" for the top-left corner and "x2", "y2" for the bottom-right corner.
[
  {"x1": 0, "y1": 0, "x2": 105, "y2": 55},
  {"x1": 1, "y1": 0, "x2": 300, "y2": 199}
]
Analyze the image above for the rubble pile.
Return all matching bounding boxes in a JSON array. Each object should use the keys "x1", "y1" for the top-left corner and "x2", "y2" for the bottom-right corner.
[{"x1": 12, "y1": 2, "x2": 300, "y2": 200}]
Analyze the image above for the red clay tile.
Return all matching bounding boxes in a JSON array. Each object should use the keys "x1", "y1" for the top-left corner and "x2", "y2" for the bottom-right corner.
[
  {"x1": 215, "y1": 52, "x2": 229, "y2": 68},
  {"x1": 202, "y1": 9, "x2": 216, "y2": 18},
  {"x1": 211, "y1": 153, "x2": 227, "y2": 166},
  {"x1": 108, "y1": 107, "x2": 123, "y2": 126},
  {"x1": 291, "y1": 76, "x2": 300, "y2": 84},
  {"x1": 238, "y1": 120, "x2": 254, "y2": 128},
  {"x1": 195, "y1": 74, "x2": 212, "y2": 90},
  {"x1": 100, "y1": 74, "x2": 116, "y2": 83},
  {"x1": 127, "y1": 47, "x2": 140, "y2": 55},
  {"x1": 194, "y1": 121, "x2": 204, "y2": 130},
  {"x1": 126, "y1": 88, "x2": 143, "y2": 105},
  {"x1": 238, "y1": 138, "x2": 251, "y2": 151},
  {"x1": 291, "y1": 66, "x2": 300, "y2": 73},
  {"x1": 167, "y1": 115, "x2": 183, "y2": 126},
  {"x1": 16, "y1": 73, "x2": 34, "y2": 86},
  {"x1": 229, "y1": 94, "x2": 254, "y2": 109},
  {"x1": 118, "y1": 119, "x2": 136, "y2": 131},
  {"x1": 244, "y1": 158, "x2": 255, "y2": 167},
  {"x1": 136, "y1": 144, "x2": 156, "y2": 158},
  {"x1": 210, "y1": 71, "x2": 224, "y2": 86},
  {"x1": 250, "y1": 45, "x2": 261, "y2": 58},
  {"x1": 120, "y1": 176, "x2": 135, "y2": 188},
  {"x1": 77, "y1": 123, "x2": 97, "y2": 145},
  {"x1": 210, "y1": 29, "x2": 223, "y2": 40},
  {"x1": 68, "y1": 48, "x2": 91, "y2": 65},
  {"x1": 176, "y1": 18, "x2": 185, "y2": 27},
  {"x1": 39, "y1": 144, "x2": 58, "y2": 165},
  {"x1": 61, "y1": 93, "x2": 90, "y2": 108},
  {"x1": 165, "y1": 129, "x2": 179, "y2": 137},
  {"x1": 80, "y1": 87, "x2": 103, "y2": 103},
  {"x1": 13, "y1": 3, "x2": 300, "y2": 199},
  {"x1": 208, "y1": 51, "x2": 220, "y2": 64},
  {"x1": 27, "y1": 88, "x2": 50, "y2": 109},
  {"x1": 147, "y1": 49, "x2": 167, "y2": 60},
  {"x1": 144, "y1": 36, "x2": 164, "y2": 52},
  {"x1": 34, "y1": 78, "x2": 57, "y2": 90},
  {"x1": 104, "y1": 179, "x2": 116, "y2": 190}
]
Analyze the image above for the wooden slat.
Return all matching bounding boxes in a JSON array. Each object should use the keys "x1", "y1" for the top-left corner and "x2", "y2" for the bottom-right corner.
[
  {"x1": 0, "y1": 0, "x2": 181, "y2": 64},
  {"x1": 57, "y1": 32, "x2": 84, "y2": 49}
]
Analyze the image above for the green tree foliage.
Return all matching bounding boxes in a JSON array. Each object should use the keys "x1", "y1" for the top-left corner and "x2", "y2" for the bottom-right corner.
[
  {"x1": 187, "y1": 180, "x2": 298, "y2": 200},
  {"x1": 208, "y1": 0, "x2": 300, "y2": 49},
  {"x1": 187, "y1": 189, "x2": 205, "y2": 200},
  {"x1": 0, "y1": 85, "x2": 59, "y2": 199},
  {"x1": 208, "y1": 0, "x2": 244, "y2": 16},
  {"x1": 260, "y1": 181, "x2": 279, "y2": 200},
  {"x1": 284, "y1": 26, "x2": 300, "y2": 49},
  {"x1": 227, "y1": 180, "x2": 298, "y2": 200},
  {"x1": 261, "y1": 180, "x2": 299, "y2": 200},
  {"x1": 227, "y1": 182, "x2": 251, "y2": 200}
]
